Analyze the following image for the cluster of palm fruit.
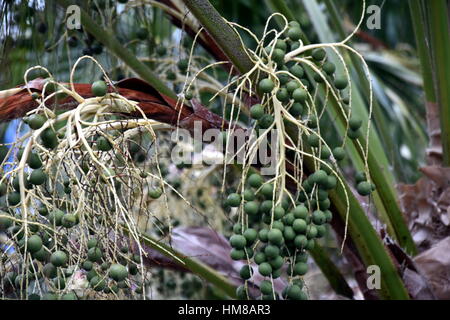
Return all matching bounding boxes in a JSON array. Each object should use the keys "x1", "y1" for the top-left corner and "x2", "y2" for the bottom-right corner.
[
  {"x1": 251, "y1": 21, "x2": 366, "y2": 143},
  {"x1": 154, "y1": 269, "x2": 208, "y2": 299},
  {"x1": 0, "y1": 79, "x2": 169, "y2": 299},
  {"x1": 222, "y1": 21, "x2": 377, "y2": 300},
  {"x1": 250, "y1": 20, "x2": 374, "y2": 197},
  {"x1": 224, "y1": 171, "x2": 334, "y2": 300},
  {"x1": 0, "y1": 216, "x2": 146, "y2": 300}
]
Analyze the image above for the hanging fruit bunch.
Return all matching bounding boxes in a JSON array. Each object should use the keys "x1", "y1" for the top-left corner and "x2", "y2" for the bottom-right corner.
[
  {"x1": 0, "y1": 57, "x2": 183, "y2": 300},
  {"x1": 171, "y1": 14, "x2": 376, "y2": 300}
]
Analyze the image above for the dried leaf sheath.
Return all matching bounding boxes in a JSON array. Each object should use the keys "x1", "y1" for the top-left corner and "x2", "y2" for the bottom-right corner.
[{"x1": 0, "y1": 77, "x2": 229, "y2": 133}]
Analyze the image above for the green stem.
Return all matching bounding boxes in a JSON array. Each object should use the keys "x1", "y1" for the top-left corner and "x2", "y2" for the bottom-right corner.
[
  {"x1": 309, "y1": 244, "x2": 354, "y2": 299},
  {"x1": 56, "y1": 0, "x2": 176, "y2": 99},
  {"x1": 409, "y1": 0, "x2": 436, "y2": 102},
  {"x1": 425, "y1": 0, "x2": 450, "y2": 165},
  {"x1": 122, "y1": 226, "x2": 237, "y2": 298},
  {"x1": 182, "y1": 0, "x2": 255, "y2": 74}
]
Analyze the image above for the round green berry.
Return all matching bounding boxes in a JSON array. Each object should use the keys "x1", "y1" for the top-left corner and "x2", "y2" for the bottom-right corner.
[
  {"x1": 148, "y1": 186, "x2": 163, "y2": 199},
  {"x1": 0, "y1": 183, "x2": 6, "y2": 197},
  {"x1": 283, "y1": 226, "x2": 296, "y2": 241},
  {"x1": 355, "y1": 171, "x2": 367, "y2": 184},
  {"x1": 276, "y1": 87, "x2": 290, "y2": 102},
  {"x1": 294, "y1": 262, "x2": 308, "y2": 276},
  {"x1": 293, "y1": 205, "x2": 308, "y2": 219},
  {"x1": 272, "y1": 220, "x2": 284, "y2": 231},
  {"x1": 268, "y1": 228, "x2": 283, "y2": 245},
  {"x1": 48, "y1": 209, "x2": 64, "y2": 226},
  {"x1": 292, "y1": 88, "x2": 307, "y2": 103},
  {"x1": 0, "y1": 214, "x2": 13, "y2": 231},
  {"x1": 290, "y1": 64, "x2": 304, "y2": 78},
  {"x1": 289, "y1": 103, "x2": 303, "y2": 117},
  {"x1": 227, "y1": 193, "x2": 241, "y2": 207},
  {"x1": 324, "y1": 210, "x2": 333, "y2": 223},
  {"x1": 260, "y1": 280, "x2": 273, "y2": 295},
  {"x1": 269, "y1": 255, "x2": 284, "y2": 269},
  {"x1": 28, "y1": 152, "x2": 42, "y2": 169},
  {"x1": 322, "y1": 61, "x2": 336, "y2": 75},
  {"x1": 259, "y1": 78, "x2": 275, "y2": 93},
  {"x1": 312, "y1": 210, "x2": 326, "y2": 225},
  {"x1": 286, "y1": 284, "x2": 305, "y2": 300},
  {"x1": 8, "y1": 191, "x2": 21, "y2": 206},
  {"x1": 275, "y1": 39, "x2": 287, "y2": 51},
  {"x1": 293, "y1": 219, "x2": 307, "y2": 234},
  {"x1": 50, "y1": 251, "x2": 68, "y2": 267},
  {"x1": 83, "y1": 260, "x2": 94, "y2": 271},
  {"x1": 236, "y1": 285, "x2": 250, "y2": 299},
  {"x1": 109, "y1": 264, "x2": 128, "y2": 282},
  {"x1": 233, "y1": 223, "x2": 243, "y2": 234},
  {"x1": 308, "y1": 114, "x2": 318, "y2": 128},
  {"x1": 248, "y1": 173, "x2": 263, "y2": 188},
  {"x1": 286, "y1": 80, "x2": 300, "y2": 93},
  {"x1": 90, "y1": 276, "x2": 106, "y2": 291},
  {"x1": 287, "y1": 27, "x2": 302, "y2": 41},
  {"x1": 27, "y1": 235, "x2": 43, "y2": 253},
  {"x1": 258, "y1": 262, "x2": 272, "y2": 277},
  {"x1": 29, "y1": 168, "x2": 46, "y2": 185},
  {"x1": 40, "y1": 128, "x2": 58, "y2": 149},
  {"x1": 239, "y1": 265, "x2": 253, "y2": 280},
  {"x1": 254, "y1": 252, "x2": 266, "y2": 264},
  {"x1": 307, "y1": 134, "x2": 320, "y2": 148},
  {"x1": 349, "y1": 116, "x2": 362, "y2": 131},
  {"x1": 306, "y1": 225, "x2": 318, "y2": 239},
  {"x1": 260, "y1": 200, "x2": 273, "y2": 214},
  {"x1": 91, "y1": 80, "x2": 108, "y2": 97},
  {"x1": 62, "y1": 214, "x2": 77, "y2": 228},
  {"x1": 294, "y1": 235, "x2": 308, "y2": 249},
  {"x1": 244, "y1": 201, "x2": 259, "y2": 216},
  {"x1": 278, "y1": 73, "x2": 289, "y2": 85},
  {"x1": 333, "y1": 147, "x2": 346, "y2": 161},
  {"x1": 177, "y1": 59, "x2": 189, "y2": 72},
  {"x1": 230, "y1": 235, "x2": 247, "y2": 250},
  {"x1": 348, "y1": 128, "x2": 361, "y2": 139},
  {"x1": 356, "y1": 181, "x2": 372, "y2": 196},
  {"x1": 261, "y1": 184, "x2": 274, "y2": 199},
  {"x1": 243, "y1": 189, "x2": 255, "y2": 201},
  {"x1": 282, "y1": 212, "x2": 295, "y2": 226},
  {"x1": 312, "y1": 170, "x2": 328, "y2": 186},
  {"x1": 273, "y1": 206, "x2": 285, "y2": 220},
  {"x1": 250, "y1": 104, "x2": 264, "y2": 120},
  {"x1": 258, "y1": 228, "x2": 269, "y2": 242},
  {"x1": 230, "y1": 249, "x2": 245, "y2": 260},
  {"x1": 312, "y1": 48, "x2": 326, "y2": 61},
  {"x1": 243, "y1": 228, "x2": 258, "y2": 244},
  {"x1": 28, "y1": 114, "x2": 46, "y2": 130},
  {"x1": 258, "y1": 114, "x2": 274, "y2": 129},
  {"x1": 88, "y1": 247, "x2": 103, "y2": 262},
  {"x1": 334, "y1": 75, "x2": 348, "y2": 90},
  {"x1": 264, "y1": 245, "x2": 280, "y2": 259},
  {"x1": 272, "y1": 48, "x2": 285, "y2": 64}
]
